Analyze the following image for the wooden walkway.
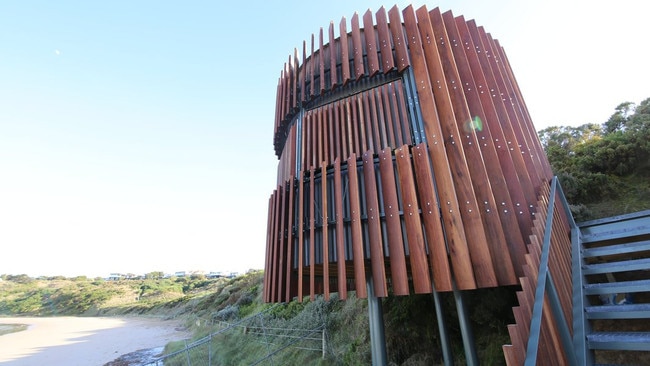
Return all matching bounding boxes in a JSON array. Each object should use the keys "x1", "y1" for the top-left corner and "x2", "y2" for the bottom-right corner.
[{"x1": 264, "y1": 4, "x2": 556, "y2": 304}]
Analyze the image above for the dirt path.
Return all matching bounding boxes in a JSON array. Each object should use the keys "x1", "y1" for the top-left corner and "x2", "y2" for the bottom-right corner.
[{"x1": 0, "y1": 316, "x2": 190, "y2": 366}]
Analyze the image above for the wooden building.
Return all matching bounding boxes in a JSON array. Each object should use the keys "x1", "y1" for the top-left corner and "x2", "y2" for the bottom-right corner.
[{"x1": 264, "y1": 4, "x2": 554, "y2": 304}]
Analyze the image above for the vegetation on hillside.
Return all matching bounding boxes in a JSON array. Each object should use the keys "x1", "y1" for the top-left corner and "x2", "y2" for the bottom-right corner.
[
  {"x1": 2, "y1": 99, "x2": 648, "y2": 365},
  {"x1": 0, "y1": 271, "x2": 515, "y2": 364},
  {"x1": 539, "y1": 98, "x2": 650, "y2": 220}
]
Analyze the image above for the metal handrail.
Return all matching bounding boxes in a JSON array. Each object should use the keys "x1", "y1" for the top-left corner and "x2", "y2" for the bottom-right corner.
[{"x1": 524, "y1": 177, "x2": 579, "y2": 365}]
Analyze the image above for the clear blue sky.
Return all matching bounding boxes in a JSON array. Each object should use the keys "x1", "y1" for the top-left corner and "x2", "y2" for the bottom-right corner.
[{"x1": 1, "y1": 0, "x2": 648, "y2": 278}]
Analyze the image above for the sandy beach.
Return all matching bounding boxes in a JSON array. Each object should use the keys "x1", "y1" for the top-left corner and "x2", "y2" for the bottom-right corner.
[{"x1": 0, "y1": 316, "x2": 191, "y2": 366}]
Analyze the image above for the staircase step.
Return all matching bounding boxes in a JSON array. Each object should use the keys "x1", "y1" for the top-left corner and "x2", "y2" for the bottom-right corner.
[
  {"x1": 583, "y1": 257, "x2": 650, "y2": 275},
  {"x1": 587, "y1": 332, "x2": 650, "y2": 351},
  {"x1": 582, "y1": 239, "x2": 650, "y2": 258},
  {"x1": 586, "y1": 303, "x2": 650, "y2": 319},
  {"x1": 580, "y1": 210, "x2": 650, "y2": 243},
  {"x1": 584, "y1": 279, "x2": 650, "y2": 295}
]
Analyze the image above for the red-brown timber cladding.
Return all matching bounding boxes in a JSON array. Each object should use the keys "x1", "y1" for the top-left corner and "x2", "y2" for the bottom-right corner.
[{"x1": 266, "y1": 6, "x2": 569, "y2": 352}]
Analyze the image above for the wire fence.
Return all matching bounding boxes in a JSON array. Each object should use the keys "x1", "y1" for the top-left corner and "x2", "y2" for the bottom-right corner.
[{"x1": 143, "y1": 305, "x2": 327, "y2": 366}]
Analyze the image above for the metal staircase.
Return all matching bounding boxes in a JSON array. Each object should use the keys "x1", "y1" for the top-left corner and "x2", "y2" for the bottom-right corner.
[
  {"x1": 505, "y1": 178, "x2": 650, "y2": 365},
  {"x1": 577, "y1": 209, "x2": 650, "y2": 362}
]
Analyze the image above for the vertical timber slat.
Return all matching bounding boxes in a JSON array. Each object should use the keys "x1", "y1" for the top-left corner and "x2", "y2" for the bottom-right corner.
[
  {"x1": 363, "y1": 151, "x2": 388, "y2": 297},
  {"x1": 321, "y1": 161, "x2": 330, "y2": 300},
  {"x1": 395, "y1": 145, "x2": 433, "y2": 293},
  {"x1": 334, "y1": 158, "x2": 348, "y2": 299},
  {"x1": 375, "y1": 7, "x2": 395, "y2": 73},
  {"x1": 351, "y1": 13, "x2": 365, "y2": 80},
  {"x1": 363, "y1": 10, "x2": 380, "y2": 77},
  {"x1": 402, "y1": 5, "x2": 477, "y2": 289},
  {"x1": 378, "y1": 147, "x2": 409, "y2": 295},
  {"x1": 348, "y1": 154, "x2": 367, "y2": 297},
  {"x1": 411, "y1": 144, "x2": 453, "y2": 291}
]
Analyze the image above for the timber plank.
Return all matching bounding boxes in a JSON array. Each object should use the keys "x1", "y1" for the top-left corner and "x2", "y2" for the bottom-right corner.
[
  {"x1": 493, "y1": 37, "x2": 546, "y2": 177},
  {"x1": 285, "y1": 177, "x2": 295, "y2": 301},
  {"x1": 334, "y1": 159, "x2": 348, "y2": 299},
  {"x1": 280, "y1": 67, "x2": 286, "y2": 126},
  {"x1": 309, "y1": 168, "x2": 316, "y2": 301},
  {"x1": 388, "y1": 5, "x2": 409, "y2": 72},
  {"x1": 339, "y1": 17, "x2": 351, "y2": 85},
  {"x1": 321, "y1": 162, "x2": 330, "y2": 300},
  {"x1": 316, "y1": 107, "x2": 323, "y2": 166},
  {"x1": 329, "y1": 22, "x2": 338, "y2": 90},
  {"x1": 411, "y1": 144, "x2": 453, "y2": 291},
  {"x1": 464, "y1": 19, "x2": 538, "y2": 224},
  {"x1": 275, "y1": 80, "x2": 281, "y2": 132},
  {"x1": 332, "y1": 102, "x2": 342, "y2": 162},
  {"x1": 271, "y1": 187, "x2": 281, "y2": 302},
  {"x1": 311, "y1": 109, "x2": 317, "y2": 169},
  {"x1": 337, "y1": 101, "x2": 349, "y2": 159},
  {"x1": 297, "y1": 170, "x2": 305, "y2": 300},
  {"x1": 351, "y1": 13, "x2": 365, "y2": 79},
  {"x1": 347, "y1": 154, "x2": 367, "y2": 297},
  {"x1": 363, "y1": 10, "x2": 380, "y2": 76},
  {"x1": 264, "y1": 196, "x2": 273, "y2": 302},
  {"x1": 381, "y1": 84, "x2": 397, "y2": 147},
  {"x1": 278, "y1": 183, "x2": 288, "y2": 301},
  {"x1": 402, "y1": 5, "x2": 476, "y2": 290},
  {"x1": 286, "y1": 60, "x2": 292, "y2": 116},
  {"x1": 451, "y1": 13, "x2": 533, "y2": 244},
  {"x1": 310, "y1": 33, "x2": 315, "y2": 98},
  {"x1": 378, "y1": 147, "x2": 409, "y2": 295},
  {"x1": 321, "y1": 104, "x2": 332, "y2": 165},
  {"x1": 506, "y1": 325, "x2": 525, "y2": 366},
  {"x1": 293, "y1": 48, "x2": 298, "y2": 110},
  {"x1": 363, "y1": 151, "x2": 388, "y2": 297},
  {"x1": 301, "y1": 40, "x2": 307, "y2": 103},
  {"x1": 502, "y1": 344, "x2": 517, "y2": 366},
  {"x1": 319, "y1": 28, "x2": 326, "y2": 94},
  {"x1": 478, "y1": 27, "x2": 541, "y2": 188},
  {"x1": 394, "y1": 80, "x2": 412, "y2": 145},
  {"x1": 373, "y1": 87, "x2": 389, "y2": 149},
  {"x1": 326, "y1": 106, "x2": 334, "y2": 165},
  {"x1": 359, "y1": 91, "x2": 381, "y2": 153},
  {"x1": 303, "y1": 111, "x2": 310, "y2": 170},
  {"x1": 291, "y1": 126, "x2": 298, "y2": 180},
  {"x1": 415, "y1": 5, "x2": 497, "y2": 288},
  {"x1": 375, "y1": 7, "x2": 395, "y2": 73},
  {"x1": 428, "y1": 7, "x2": 516, "y2": 285},
  {"x1": 347, "y1": 99, "x2": 359, "y2": 156},
  {"x1": 395, "y1": 146, "x2": 433, "y2": 293},
  {"x1": 356, "y1": 94, "x2": 369, "y2": 153}
]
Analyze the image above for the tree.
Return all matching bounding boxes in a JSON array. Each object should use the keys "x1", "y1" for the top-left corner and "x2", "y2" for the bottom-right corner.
[
  {"x1": 603, "y1": 101, "x2": 635, "y2": 133},
  {"x1": 145, "y1": 271, "x2": 165, "y2": 280},
  {"x1": 540, "y1": 98, "x2": 650, "y2": 204}
]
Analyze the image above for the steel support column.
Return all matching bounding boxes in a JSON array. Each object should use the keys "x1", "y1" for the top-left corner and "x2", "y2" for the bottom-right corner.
[
  {"x1": 432, "y1": 288, "x2": 454, "y2": 366},
  {"x1": 453, "y1": 288, "x2": 478, "y2": 365},
  {"x1": 367, "y1": 275, "x2": 387, "y2": 365}
]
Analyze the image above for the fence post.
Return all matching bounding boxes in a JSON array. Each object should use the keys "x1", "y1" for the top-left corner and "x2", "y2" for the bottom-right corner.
[
  {"x1": 259, "y1": 312, "x2": 275, "y2": 366},
  {"x1": 184, "y1": 339, "x2": 192, "y2": 366},
  {"x1": 208, "y1": 333, "x2": 212, "y2": 366},
  {"x1": 322, "y1": 328, "x2": 326, "y2": 359}
]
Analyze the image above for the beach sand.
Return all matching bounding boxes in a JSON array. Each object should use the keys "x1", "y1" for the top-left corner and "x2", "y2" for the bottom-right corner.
[{"x1": 0, "y1": 316, "x2": 191, "y2": 366}]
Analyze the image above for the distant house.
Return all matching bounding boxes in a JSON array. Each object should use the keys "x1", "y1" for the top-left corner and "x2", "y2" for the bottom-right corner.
[
  {"x1": 207, "y1": 271, "x2": 224, "y2": 279},
  {"x1": 107, "y1": 273, "x2": 124, "y2": 281},
  {"x1": 174, "y1": 271, "x2": 187, "y2": 277}
]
